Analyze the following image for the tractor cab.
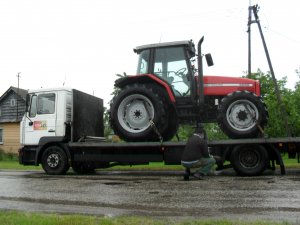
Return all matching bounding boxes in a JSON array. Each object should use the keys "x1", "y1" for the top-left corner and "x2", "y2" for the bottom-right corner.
[{"x1": 134, "y1": 40, "x2": 197, "y2": 98}]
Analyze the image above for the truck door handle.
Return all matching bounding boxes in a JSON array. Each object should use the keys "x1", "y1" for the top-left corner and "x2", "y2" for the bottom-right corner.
[{"x1": 48, "y1": 129, "x2": 55, "y2": 133}]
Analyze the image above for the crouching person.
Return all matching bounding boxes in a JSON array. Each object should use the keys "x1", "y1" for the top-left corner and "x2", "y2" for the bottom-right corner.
[{"x1": 181, "y1": 126, "x2": 216, "y2": 180}]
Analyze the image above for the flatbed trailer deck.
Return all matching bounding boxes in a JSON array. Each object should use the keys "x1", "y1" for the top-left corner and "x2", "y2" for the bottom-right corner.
[{"x1": 65, "y1": 136, "x2": 300, "y2": 176}]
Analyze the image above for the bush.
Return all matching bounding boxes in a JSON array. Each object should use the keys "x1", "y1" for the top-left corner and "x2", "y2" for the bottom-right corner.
[{"x1": 0, "y1": 149, "x2": 18, "y2": 161}]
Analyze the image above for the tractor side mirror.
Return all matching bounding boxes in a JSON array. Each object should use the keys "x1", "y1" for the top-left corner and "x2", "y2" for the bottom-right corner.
[{"x1": 205, "y1": 54, "x2": 214, "y2": 67}]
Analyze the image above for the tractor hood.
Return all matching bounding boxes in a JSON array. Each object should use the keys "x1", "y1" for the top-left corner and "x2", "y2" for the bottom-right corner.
[{"x1": 203, "y1": 75, "x2": 261, "y2": 96}]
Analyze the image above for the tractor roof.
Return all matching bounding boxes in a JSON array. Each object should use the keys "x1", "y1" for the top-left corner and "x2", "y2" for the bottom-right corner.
[{"x1": 134, "y1": 40, "x2": 194, "y2": 53}]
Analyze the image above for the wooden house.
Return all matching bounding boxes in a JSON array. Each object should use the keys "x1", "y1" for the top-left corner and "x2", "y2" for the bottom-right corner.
[{"x1": 0, "y1": 87, "x2": 28, "y2": 154}]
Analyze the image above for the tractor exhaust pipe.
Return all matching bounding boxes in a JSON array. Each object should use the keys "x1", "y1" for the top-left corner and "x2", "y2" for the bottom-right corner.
[{"x1": 197, "y1": 36, "x2": 205, "y2": 108}]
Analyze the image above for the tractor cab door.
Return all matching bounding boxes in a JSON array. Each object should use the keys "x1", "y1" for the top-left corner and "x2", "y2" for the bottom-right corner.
[{"x1": 153, "y1": 46, "x2": 191, "y2": 97}]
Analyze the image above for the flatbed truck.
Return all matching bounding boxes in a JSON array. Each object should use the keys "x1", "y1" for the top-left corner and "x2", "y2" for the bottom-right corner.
[{"x1": 19, "y1": 87, "x2": 299, "y2": 176}]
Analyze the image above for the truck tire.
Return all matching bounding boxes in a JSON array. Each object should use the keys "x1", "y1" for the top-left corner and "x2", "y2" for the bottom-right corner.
[
  {"x1": 230, "y1": 144, "x2": 269, "y2": 176},
  {"x1": 218, "y1": 91, "x2": 268, "y2": 139},
  {"x1": 72, "y1": 162, "x2": 95, "y2": 174},
  {"x1": 110, "y1": 83, "x2": 168, "y2": 142},
  {"x1": 41, "y1": 146, "x2": 70, "y2": 175}
]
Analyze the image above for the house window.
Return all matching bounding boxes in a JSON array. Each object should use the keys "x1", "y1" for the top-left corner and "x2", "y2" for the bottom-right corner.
[
  {"x1": 0, "y1": 128, "x2": 3, "y2": 144},
  {"x1": 10, "y1": 98, "x2": 16, "y2": 107},
  {"x1": 0, "y1": 107, "x2": 2, "y2": 117}
]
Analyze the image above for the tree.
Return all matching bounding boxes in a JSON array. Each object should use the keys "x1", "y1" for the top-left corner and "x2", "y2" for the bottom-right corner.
[{"x1": 246, "y1": 69, "x2": 300, "y2": 137}]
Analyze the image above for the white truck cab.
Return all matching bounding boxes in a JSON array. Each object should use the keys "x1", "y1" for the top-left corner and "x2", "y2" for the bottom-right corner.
[{"x1": 20, "y1": 87, "x2": 72, "y2": 146}]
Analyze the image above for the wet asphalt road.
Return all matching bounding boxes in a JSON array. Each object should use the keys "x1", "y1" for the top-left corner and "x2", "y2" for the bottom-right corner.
[{"x1": 0, "y1": 169, "x2": 300, "y2": 224}]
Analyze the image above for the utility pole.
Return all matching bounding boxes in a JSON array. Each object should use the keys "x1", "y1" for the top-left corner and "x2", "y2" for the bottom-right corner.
[
  {"x1": 248, "y1": 5, "x2": 291, "y2": 136},
  {"x1": 247, "y1": 4, "x2": 252, "y2": 77},
  {"x1": 16, "y1": 72, "x2": 21, "y2": 121}
]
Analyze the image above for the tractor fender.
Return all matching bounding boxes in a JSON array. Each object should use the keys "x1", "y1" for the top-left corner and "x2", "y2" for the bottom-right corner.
[{"x1": 115, "y1": 74, "x2": 176, "y2": 103}]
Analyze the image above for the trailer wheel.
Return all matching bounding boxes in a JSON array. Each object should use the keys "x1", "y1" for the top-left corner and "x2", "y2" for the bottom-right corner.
[
  {"x1": 230, "y1": 145, "x2": 269, "y2": 176},
  {"x1": 72, "y1": 162, "x2": 95, "y2": 174},
  {"x1": 41, "y1": 146, "x2": 69, "y2": 175},
  {"x1": 110, "y1": 83, "x2": 168, "y2": 142},
  {"x1": 218, "y1": 91, "x2": 268, "y2": 139}
]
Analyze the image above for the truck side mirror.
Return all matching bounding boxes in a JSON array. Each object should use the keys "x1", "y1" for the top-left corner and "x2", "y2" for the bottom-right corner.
[{"x1": 205, "y1": 54, "x2": 214, "y2": 67}]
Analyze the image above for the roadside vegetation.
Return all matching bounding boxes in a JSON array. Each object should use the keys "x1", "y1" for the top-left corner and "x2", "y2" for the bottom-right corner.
[{"x1": 0, "y1": 211, "x2": 291, "y2": 225}]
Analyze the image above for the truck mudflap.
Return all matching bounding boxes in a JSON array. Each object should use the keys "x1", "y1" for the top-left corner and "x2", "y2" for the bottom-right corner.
[{"x1": 19, "y1": 146, "x2": 36, "y2": 165}]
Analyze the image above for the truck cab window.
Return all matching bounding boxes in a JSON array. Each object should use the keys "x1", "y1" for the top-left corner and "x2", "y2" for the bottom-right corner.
[
  {"x1": 37, "y1": 94, "x2": 55, "y2": 114},
  {"x1": 29, "y1": 95, "x2": 37, "y2": 118}
]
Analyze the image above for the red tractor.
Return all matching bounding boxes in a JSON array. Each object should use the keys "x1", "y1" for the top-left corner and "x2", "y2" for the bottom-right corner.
[{"x1": 109, "y1": 37, "x2": 268, "y2": 142}]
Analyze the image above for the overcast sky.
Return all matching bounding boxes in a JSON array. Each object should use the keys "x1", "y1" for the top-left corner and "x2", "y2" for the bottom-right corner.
[{"x1": 1, "y1": 0, "x2": 299, "y2": 105}]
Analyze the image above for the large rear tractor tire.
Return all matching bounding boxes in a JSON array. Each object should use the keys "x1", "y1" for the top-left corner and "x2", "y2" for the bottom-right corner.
[
  {"x1": 109, "y1": 83, "x2": 170, "y2": 142},
  {"x1": 218, "y1": 91, "x2": 268, "y2": 139}
]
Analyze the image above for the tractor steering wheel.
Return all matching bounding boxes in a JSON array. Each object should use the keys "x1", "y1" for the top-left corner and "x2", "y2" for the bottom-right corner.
[{"x1": 175, "y1": 68, "x2": 187, "y2": 77}]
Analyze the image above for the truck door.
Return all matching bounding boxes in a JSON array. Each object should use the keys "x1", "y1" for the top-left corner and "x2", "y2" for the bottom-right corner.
[{"x1": 22, "y1": 92, "x2": 57, "y2": 145}]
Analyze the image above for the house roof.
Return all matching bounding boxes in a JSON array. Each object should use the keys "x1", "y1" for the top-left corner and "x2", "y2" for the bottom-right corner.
[{"x1": 0, "y1": 86, "x2": 28, "y2": 102}]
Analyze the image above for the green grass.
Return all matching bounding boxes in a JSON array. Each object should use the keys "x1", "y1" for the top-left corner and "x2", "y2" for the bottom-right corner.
[
  {"x1": 281, "y1": 154, "x2": 300, "y2": 168},
  {"x1": 0, "y1": 160, "x2": 42, "y2": 170},
  {"x1": 0, "y1": 211, "x2": 291, "y2": 225}
]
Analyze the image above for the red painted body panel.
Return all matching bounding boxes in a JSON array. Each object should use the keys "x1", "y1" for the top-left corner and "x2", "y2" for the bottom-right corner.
[
  {"x1": 128, "y1": 74, "x2": 260, "y2": 102},
  {"x1": 202, "y1": 75, "x2": 260, "y2": 96}
]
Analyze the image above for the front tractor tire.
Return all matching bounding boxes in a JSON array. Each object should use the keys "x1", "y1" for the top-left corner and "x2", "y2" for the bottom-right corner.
[
  {"x1": 110, "y1": 84, "x2": 169, "y2": 142},
  {"x1": 218, "y1": 91, "x2": 268, "y2": 139}
]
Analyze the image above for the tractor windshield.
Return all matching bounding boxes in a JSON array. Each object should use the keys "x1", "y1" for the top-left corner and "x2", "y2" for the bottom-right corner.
[{"x1": 153, "y1": 46, "x2": 190, "y2": 96}]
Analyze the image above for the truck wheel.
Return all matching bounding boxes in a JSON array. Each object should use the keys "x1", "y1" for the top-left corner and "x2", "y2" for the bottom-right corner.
[
  {"x1": 110, "y1": 84, "x2": 168, "y2": 142},
  {"x1": 41, "y1": 146, "x2": 70, "y2": 175},
  {"x1": 72, "y1": 162, "x2": 95, "y2": 174},
  {"x1": 218, "y1": 91, "x2": 268, "y2": 139},
  {"x1": 230, "y1": 145, "x2": 269, "y2": 176}
]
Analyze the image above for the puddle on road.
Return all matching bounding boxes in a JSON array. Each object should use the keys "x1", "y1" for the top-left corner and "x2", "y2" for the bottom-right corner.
[
  {"x1": 104, "y1": 182, "x2": 125, "y2": 186},
  {"x1": 43, "y1": 178, "x2": 58, "y2": 181},
  {"x1": 235, "y1": 177, "x2": 274, "y2": 181},
  {"x1": 289, "y1": 177, "x2": 300, "y2": 182}
]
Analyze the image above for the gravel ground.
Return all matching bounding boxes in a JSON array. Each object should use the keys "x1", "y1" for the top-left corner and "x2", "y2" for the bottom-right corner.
[{"x1": 0, "y1": 169, "x2": 299, "y2": 224}]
